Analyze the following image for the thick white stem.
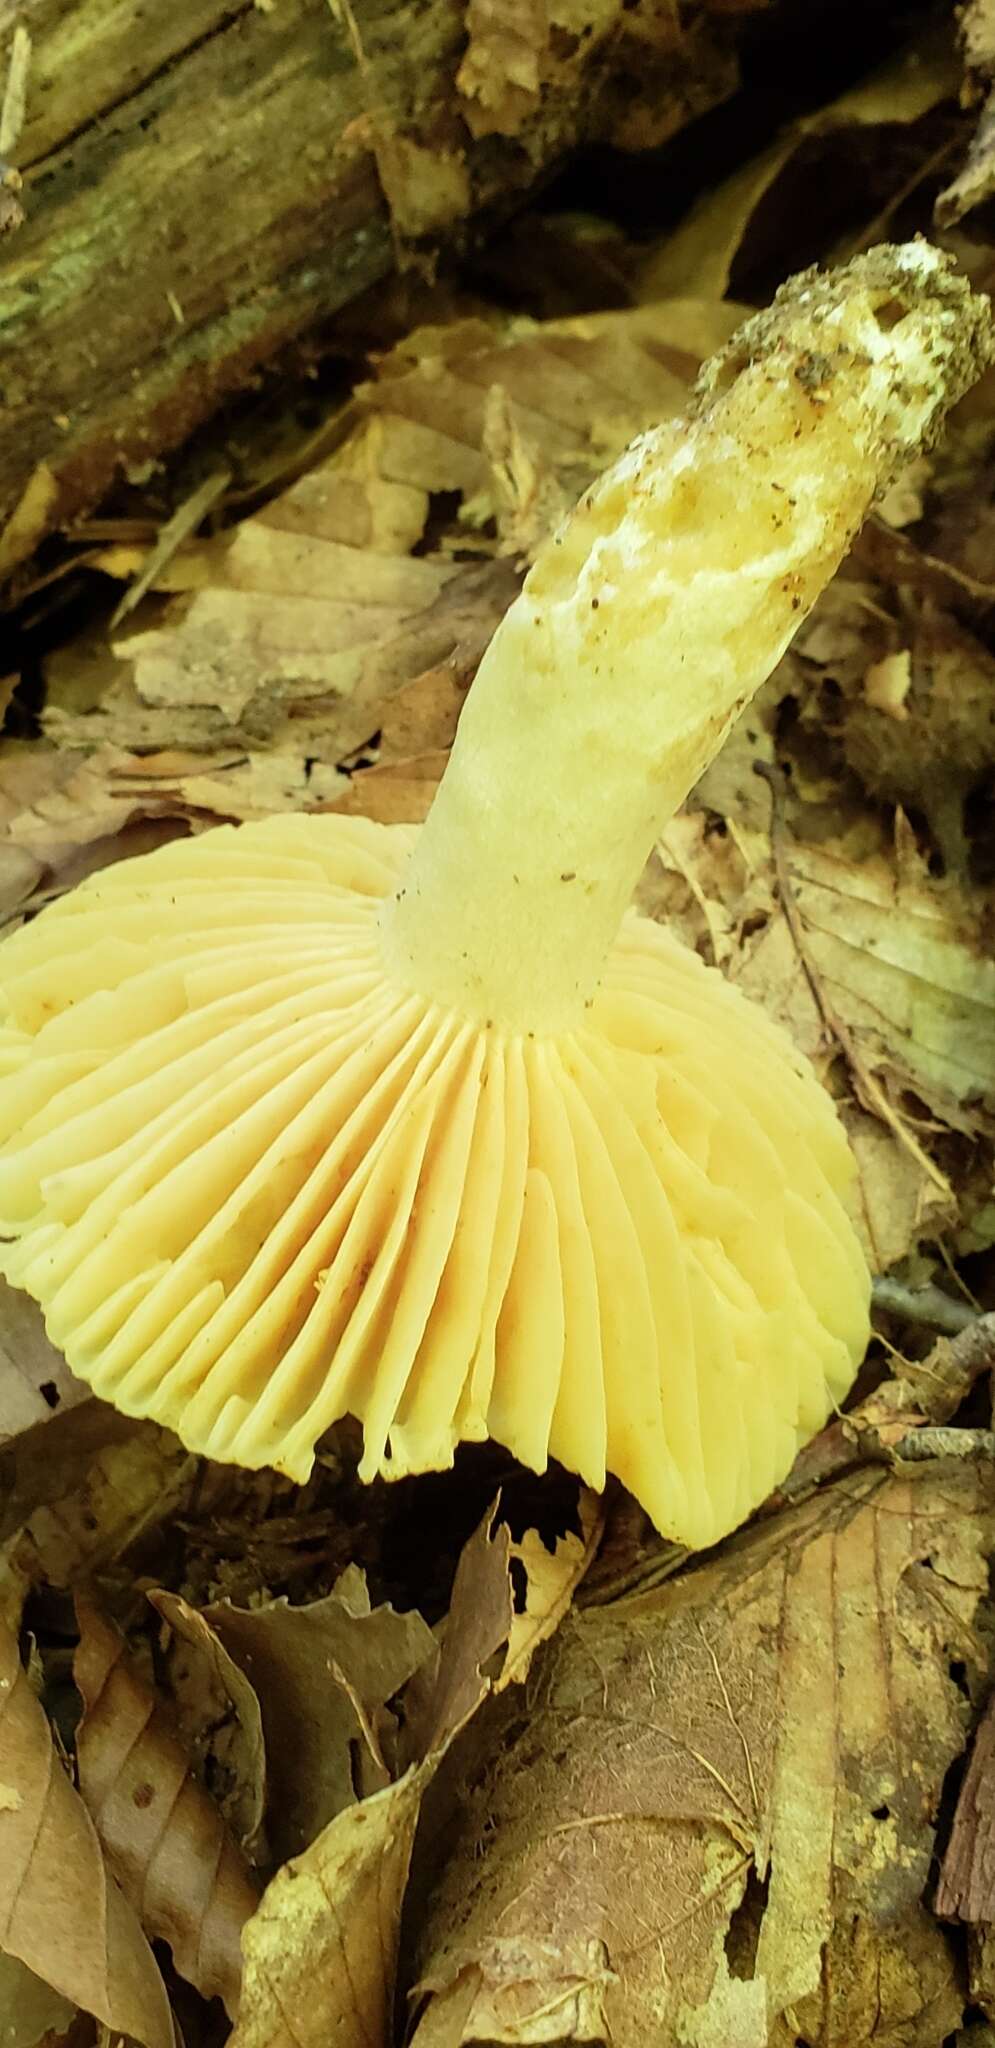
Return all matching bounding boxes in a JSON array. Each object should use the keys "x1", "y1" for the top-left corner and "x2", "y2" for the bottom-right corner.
[{"x1": 381, "y1": 244, "x2": 990, "y2": 1032}]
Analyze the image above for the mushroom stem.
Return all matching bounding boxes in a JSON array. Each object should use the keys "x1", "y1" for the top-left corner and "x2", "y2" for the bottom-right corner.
[{"x1": 381, "y1": 243, "x2": 991, "y2": 1034}]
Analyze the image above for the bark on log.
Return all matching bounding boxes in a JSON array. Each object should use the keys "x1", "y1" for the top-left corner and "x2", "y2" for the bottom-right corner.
[{"x1": 0, "y1": 0, "x2": 845, "y2": 572}]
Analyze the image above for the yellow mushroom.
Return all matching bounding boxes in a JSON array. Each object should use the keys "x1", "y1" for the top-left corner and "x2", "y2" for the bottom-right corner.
[{"x1": 1, "y1": 244, "x2": 990, "y2": 1547}]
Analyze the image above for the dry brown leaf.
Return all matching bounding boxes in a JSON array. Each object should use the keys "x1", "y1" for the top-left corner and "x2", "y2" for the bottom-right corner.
[
  {"x1": 898, "y1": 1314, "x2": 995, "y2": 1425},
  {"x1": 642, "y1": 29, "x2": 958, "y2": 301},
  {"x1": 1, "y1": 1427, "x2": 194, "y2": 1630},
  {"x1": 355, "y1": 305, "x2": 715, "y2": 554},
  {"x1": 199, "y1": 1573, "x2": 437, "y2": 1863},
  {"x1": 740, "y1": 830, "x2": 995, "y2": 1125},
  {"x1": 231, "y1": 1493, "x2": 596, "y2": 2048},
  {"x1": 74, "y1": 1598, "x2": 260, "y2": 2019},
  {"x1": 853, "y1": 513, "x2": 995, "y2": 615},
  {"x1": 0, "y1": 1283, "x2": 89, "y2": 1450},
  {"x1": 0, "y1": 1952, "x2": 76, "y2": 2048},
  {"x1": 231, "y1": 1504, "x2": 517, "y2": 2048},
  {"x1": 91, "y1": 496, "x2": 472, "y2": 759},
  {"x1": 402, "y1": 1503, "x2": 516, "y2": 1766},
  {"x1": 0, "y1": 746, "x2": 196, "y2": 904},
  {"x1": 863, "y1": 647, "x2": 912, "y2": 719},
  {"x1": 640, "y1": 143, "x2": 792, "y2": 304},
  {"x1": 371, "y1": 130, "x2": 472, "y2": 243},
  {"x1": 116, "y1": 541, "x2": 454, "y2": 722},
  {"x1": 374, "y1": 665, "x2": 468, "y2": 761},
  {"x1": 643, "y1": 801, "x2": 995, "y2": 1266},
  {"x1": 938, "y1": 0, "x2": 995, "y2": 224},
  {"x1": 46, "y1": 555, "x2": 515, "y2": 791},
  {"x1": 14, "y1": 301, "x2": 738, "y2": 893},
  {"x1": 0, "y1": 741, "x2": 350, "y2": 904},
  {"x1": 502, "y1": 1491, "x2": 605, "y2": 1692},
  {"x1": 456, "y1": 0, "x2": 544, "y2": 137},
  {"x1": 0, "y1": 1614, "x2": 174, "y2": 2048},
  {"x1": 150, "y1": 1591, "x2": 268, "y2": 1864},
  {"x1": 97, "y1": 745, "x2": 350, "y2": 821},
  {"x1": 840, "y1": 606, "x2": 995, "y2": 877},
  {"x1": 48, "y1": 305, "x2": 729, "y2": 785},
  {"x1": 327, "y1": 749, "x2": 446, "y2": 824},
  {"x1": 456, "y1": 0, "x2": 650, "y2": 141},
  {"x1": 233, "y1": 1766, "x2": 425, "y2": 2048},
  {"x1": 0, "y1": 845, "x2": 41, "y2": 924},
  {"x1": 843, "y1": 1110, "x2": 957, "y2": 1272},
  {"x1": 408, "y1": 1464, "x2": 993, "y2": 2048},
  {"x1": 325, "y1": 0, "x2": 472, "y2": 244},
  {"x1": 0, "y1": 1421, "x2": 146, "y2": 1608}
]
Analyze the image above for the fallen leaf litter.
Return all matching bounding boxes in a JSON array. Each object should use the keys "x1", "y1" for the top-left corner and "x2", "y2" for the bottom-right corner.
[{"x1": 2, "y1": 25, "x2": 995, "y2": 2048}]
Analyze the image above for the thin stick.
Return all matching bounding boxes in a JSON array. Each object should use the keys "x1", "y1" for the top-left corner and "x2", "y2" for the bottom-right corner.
[
  {"x1": 871, "y1": 1276, "x2": 976, "y2": 1336},
  {"x1": 0, "y1": 25, "x2": 30, "y2": 159}
]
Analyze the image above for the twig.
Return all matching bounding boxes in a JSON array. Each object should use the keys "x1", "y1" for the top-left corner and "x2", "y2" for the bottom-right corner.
[
  {"x1": 110, "y1": 468, "x2": 231, "y2": 630},
  {"x1": 584, "y1": 1312, "x2": 995, "y2": 1609},
  {"x1": 768, "y1": 1313, "x2": 995, "y2": 1506},
  {"x1": 890, "y1": 1426, "x2": 995, "y2": 1462},
  {"x1": 0, "y1": 24, "x2": 30, "y2": 160},
  {"x1": 871, "y1": 1276, "x2": 977, "y2": 1336}
]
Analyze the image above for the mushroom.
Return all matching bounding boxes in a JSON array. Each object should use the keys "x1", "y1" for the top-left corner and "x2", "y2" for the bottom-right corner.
[{"x1": 0, "y1": 245, "x2": 989, "y2": 1548}]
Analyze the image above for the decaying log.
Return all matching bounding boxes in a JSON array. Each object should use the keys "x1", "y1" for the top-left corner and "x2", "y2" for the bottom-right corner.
[{"x1": 0, "y1": 0, "x2": 867, "y2": 573}]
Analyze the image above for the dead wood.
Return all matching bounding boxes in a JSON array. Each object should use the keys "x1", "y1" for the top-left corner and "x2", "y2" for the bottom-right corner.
[{"x1": 0, "y1": 0, "x2": 843, "y2": 573}]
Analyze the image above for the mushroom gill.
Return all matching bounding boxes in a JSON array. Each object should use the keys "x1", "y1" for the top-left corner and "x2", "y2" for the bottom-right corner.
[{"x1": 0, "y1": 243, "x2": 990, "y2": 1547}]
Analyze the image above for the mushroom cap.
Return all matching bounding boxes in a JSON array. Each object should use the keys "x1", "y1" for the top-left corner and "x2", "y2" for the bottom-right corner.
[{"x1": 0, "y1": 813, "x2": 868, "y2": 1548}]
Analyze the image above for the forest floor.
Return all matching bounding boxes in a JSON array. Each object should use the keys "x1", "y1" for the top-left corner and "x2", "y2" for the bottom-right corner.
[{"x1": 2, "y1": 8, "x2": 995, "y2": 2047}]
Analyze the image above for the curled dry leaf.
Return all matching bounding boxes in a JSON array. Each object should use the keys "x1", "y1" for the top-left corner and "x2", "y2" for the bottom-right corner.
[
  {"x1": 0, "y1": 1427, "x2": 194, "y2": 1632},
  {"x1": 0, "y1": 1285, "x2": 142, "y2": 1622},
  {"x1": 77, "y1": 467, "x2": 466, "y2": 765},
  {"x1": 231, "y1": 1505, "x2": 515, "y2": 2048},
  {"x1": 408, "y1": 1464, "x2": 994, "y2": 2048},
  {"x1": 233, "y1": 1768, "x2": 428, "y2": 2048},
  {"x1": 0, "y1": 1614, "x2": 173, "y2": 2048},
  {"x1": 233, "y1": 1493, "x2": 595, "y2": 2048},
  {"x1": 199, "y1": 1572, "x2": 437, "y2": 1864},
  {"x1": 502, "y1": 1490, "x2": 605, "y2": 1692},
  {"x1": 149, "y1": 1590, "x2": 268, "y2": 1864},
  {"x1": 74, "y1": 1598, "x2": 260, "y2": 2020}
]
